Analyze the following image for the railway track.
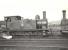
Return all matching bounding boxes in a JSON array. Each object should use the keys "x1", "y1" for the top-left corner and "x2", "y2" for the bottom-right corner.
[{"x1": 0, "y1": 35, "x2": 68, "y2": 50}]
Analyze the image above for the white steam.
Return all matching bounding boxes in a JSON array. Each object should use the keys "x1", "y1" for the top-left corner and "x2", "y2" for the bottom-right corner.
[{"x1": 2, "y1": 33, "x2": 12, "y2": 39}]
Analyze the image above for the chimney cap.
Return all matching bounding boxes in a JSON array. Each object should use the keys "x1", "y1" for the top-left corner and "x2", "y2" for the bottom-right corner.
[{"x1": 62, "y1": 10, "x2": 66, "y2": 12}]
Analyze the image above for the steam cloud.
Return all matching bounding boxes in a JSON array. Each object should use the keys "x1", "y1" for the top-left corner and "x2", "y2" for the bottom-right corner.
[{"x1": 2, "y1": 33, "x2": 12, "y2": 39}]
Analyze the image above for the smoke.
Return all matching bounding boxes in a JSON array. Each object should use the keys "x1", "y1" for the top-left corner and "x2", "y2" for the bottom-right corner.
[{"x1": 2, "y1": 33, "x2": 12, "y2": 40}]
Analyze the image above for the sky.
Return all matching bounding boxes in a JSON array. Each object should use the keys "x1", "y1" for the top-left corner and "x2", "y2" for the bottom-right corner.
[{"x1": 0, "y1": 0, "x2": 68, "y2": 22}]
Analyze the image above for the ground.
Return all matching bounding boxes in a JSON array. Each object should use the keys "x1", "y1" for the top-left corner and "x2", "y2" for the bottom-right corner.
[{"x1": 0, "y1": 34, "x2": 68, "y2": 50}]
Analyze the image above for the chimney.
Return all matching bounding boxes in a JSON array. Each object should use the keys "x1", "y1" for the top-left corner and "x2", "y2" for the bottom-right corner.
[
  {"x1": 43, "y1": 11, "x2": 46, "y2": 20},
  {"x1": 62, "y1": 10, "x2": 66, "y2": 19}
]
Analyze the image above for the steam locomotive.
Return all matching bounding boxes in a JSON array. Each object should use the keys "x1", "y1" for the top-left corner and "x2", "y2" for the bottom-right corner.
[
  {"x1": 61, "y1": 10, "x2": 68, "y2": 35},
  {"x1": 0, "y1": 11, "x2": 48, "y2": 39}
]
